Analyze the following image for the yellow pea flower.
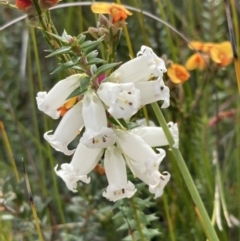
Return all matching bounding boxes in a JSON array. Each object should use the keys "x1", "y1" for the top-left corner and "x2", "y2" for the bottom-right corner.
[
  {"x1": 210, "y1": 41, "x2": 233, "y2": 67},
  {"x1": 167, "y1": 64, "x2": 190, "y2": 84},
  {"x1": 188, "y1": 41, "x2": 204, "y2": 51},
  {"x1": 202, "y1": 42, "x2": 215, "y2": 53},
  {"x1": 185, "y1": 53, "x2": 207, "y2": 70},
  {"x1": 188, "y1": 41, "x2": 215, "y2": 53},
  {"x1": 91, "y1": 2, "x2": 132, "y2": 24}
]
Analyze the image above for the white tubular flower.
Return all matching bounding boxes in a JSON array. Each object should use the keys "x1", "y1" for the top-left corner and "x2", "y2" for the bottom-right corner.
[
  {"x1": 55, "y1": 143, "x2": 103, "y2": 192},
  {"x1": 108, "y1": 56, "x2": 155, "y2": 83},
  {"x1": 126, "y1": 157, "x2": 170, "y2": 198},
  {"x1": 97, "y1": 82, "x2": 141, "y2": 119},
  {"x1": 137, "y1": 45, "x2": 167, "y2": 76},
  {"x1": 44, "y1": 101, "x2": 84, "y2": 155},
  {"x1": 108, "y1": 46, "x2": 166, "y2": 84},
  {"x1": 103, "y1": 146, "x2": 136, "y2": 202},
  {"x1": 116, "y1": 130, "x2": 166, "y2": 175},
  {"x1": 149, "y1": 171, "x2": 171, "y2": 198},
  {"x1": 36, "y1": 74, "x2": 83, "y2": 119},
  {"x1": 131, "y1": 122, "x2": 179, "y2": 149},
  {"x1": 135, "y1": 77, "x2": 170, "y2": 108},
  {"x1": 80, "y1": 92, "x2": 116, "y2": 148}
]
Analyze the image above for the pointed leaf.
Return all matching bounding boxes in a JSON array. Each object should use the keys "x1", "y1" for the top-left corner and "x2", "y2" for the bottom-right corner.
[
  {"x1": 46, "y1": 32, "x2": 69, "y2": 44},
  {"x1": 87, "y1": 58, "x2": 106, "y2": 65},
  {"x1": 46, "y1": 46, "x2": 72, "y2": 58},
  {"x1": 80, "y1": 35, "x2": 105, "y2": 50},
  {"x1": 117, "y1": 220, "x2": 136, "y2": 231},
  {"x1": 87, "y1": 50, "x2": 99, "y2": 60},
  {"x1": 91, "y1": 64, "x2": 97, "y2": 74},
  {"x1": 51, "y1": 61, "x2": 75, "y2": 75},
  {"x1": 71, "y1": 66, "x2": 85, "y2": 72},
  {"x1": 77, "y1": 34, "x2": 86, "y2": 44},
  {"x1": 66, "y1": 76, "x2": 91, "y2": 99},
  {"x1": 95, "y1": 62, "x2": 121, "y2": 76}
]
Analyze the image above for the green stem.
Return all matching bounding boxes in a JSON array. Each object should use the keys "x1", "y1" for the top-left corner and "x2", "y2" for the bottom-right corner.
[
  {"x1": 130, "y1": 197, "x2": 146, "y2": 241},
  {"x1": 29, "y1": 27, "x2": 48, "y2": 196},
  {"x1": 151, "y1": 102, "x2": 219, "y2": 241}
]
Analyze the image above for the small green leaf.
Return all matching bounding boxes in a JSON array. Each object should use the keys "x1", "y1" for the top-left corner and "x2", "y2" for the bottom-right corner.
[
  {"x1": 95, "y1": 62, "x2": 121, "y2": 76},
  {"x1": 66, "y1": 76, "x2": 91, "y2": 99},
  {"x1": 80, "y1": 35, "x2": 105, "y2": 50},
  {"x1": 77, "y1": 34, "x2": 86, "y2": 44},
  {"x1": 87, "y1": 50, "x2": 99, "y2": 60},
  {"x1": 46, "y1": 32, "x2": 69, "y2": 44},
  {"x1": 117, "y1": 220, "x2": 136, "y2": 231},
  {"x1": 118, "y1": 118, "x2": 128, "y2": 128},
  {"x1": 51, "y1": 56, "x2": 81, "y2": 74},
  {"x1": 127, "y1": 122, "x2": 141, "y2": 130},
  {"x1": 87, "y1": 58, "x2": 106, "y2": 65},
  {"x1": 46, "y1": 46, "x2": 72, "y2": 58},
  {"x1": 72, "y1": 56, "x2": 81, "y2": 64},
  {"x1": 71, "y1": 66, "x2": 85, "y2": 72},
  {"x1": 108, "y1": 117, "x2": 128, "y2": 128},
  {"x1": 91, "y1": 64, "x2": 97, "y2": 74},
  {"x1": 80, "y1": 40, "x2": 94, "y2": 49},
  {"x1": 51, "y1": 61, "x2": 75, "y2": 75}
]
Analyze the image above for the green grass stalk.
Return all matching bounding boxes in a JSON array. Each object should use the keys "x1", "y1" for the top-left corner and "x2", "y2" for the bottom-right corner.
[
  {"x1": 151, "y1": 102, "x2": 219, "y2": 241},
  {"x1": 163, "y1": 194, "x2": 176, "y2": 241},
  {"x1": 130, "y1": 197, "x2": 146, "y2": 241},
  {"x1": 22, "y1": 160, "x2": 44, "y2": 241},
  {"x1": 0, "y1": 121, "x2": 20, "y2": 182},
  {"x1": 29, "y1": 27, "x2": 48, "y2": 196},
  {"x1": 156, "y1": 0, "x2": 177, "y2": 62}
]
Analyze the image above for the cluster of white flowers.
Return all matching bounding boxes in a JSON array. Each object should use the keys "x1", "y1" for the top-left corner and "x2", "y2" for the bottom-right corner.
[{"x1": 36, "y1": 46, "x2": 179, "y2": 202}]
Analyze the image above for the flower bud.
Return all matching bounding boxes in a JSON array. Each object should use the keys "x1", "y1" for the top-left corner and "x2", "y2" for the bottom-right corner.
[
  {"x1": 98, "y1": 14, "x2": 110, "y2": 28},
  {"x1": 88, "y1": 27, "x2": 99, "y2": 39}
]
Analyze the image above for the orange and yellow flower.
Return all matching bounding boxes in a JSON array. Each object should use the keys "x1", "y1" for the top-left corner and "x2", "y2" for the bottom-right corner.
[
  {"x1": 91, "y1": 2, "x2": 132, "y2": 24},
  {"x1": 210, "y1": 41, "x2": 233, "y2": 67},
  {"x1": 188, "y1": 41, "x2": 204, "y2": 51},
  {"x1": 188, "y1": 41, "x2": 215, "y2": 53},
  {"x1": 58, "y1": 96, "x2": 78, "y2": 117},
  {"x1": 167, "y1": 64, "x2": 190, "y2": 84},
  {"x1": 202, "y1": 42, "x2": 215, "y2": 53},
  {"x1": 185, "y1": 53, "x2": 207, "y2": 70}
]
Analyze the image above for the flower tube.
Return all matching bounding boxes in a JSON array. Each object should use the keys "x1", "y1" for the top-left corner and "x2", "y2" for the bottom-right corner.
[
  {"x1": 55, "y1": 143, "x2": 103, "y2": 192},
  {"x1": 135, "y1": 77, "x2": 170, "y2": 108},
  {"x1": 44, "y1": 100, "x2": 84, "y2": 155},
  {"x1": 103, "y1": 146, "x2": 136, "y2": 201},
  {"x1": 36, "y1": 74, "x2": 84, "y2": 119},
  {"x1": 131, "y1": 122, "x2": 179, "y2": 148},
  {"x1": 80, "y1": 91, "x2": 116, "y2": 148},
  {"x1": 108, "y1": 46, "x2": 166, "y2": 84},
  {"x1": 116, "y1": 130, "x2": 166, "y2": 175}
]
